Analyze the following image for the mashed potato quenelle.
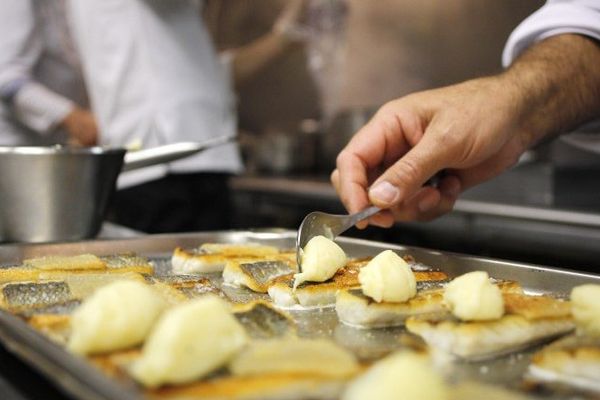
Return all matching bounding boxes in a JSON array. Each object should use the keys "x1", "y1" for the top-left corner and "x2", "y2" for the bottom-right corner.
[
  {"x1": 443, "y1": 271, "x2": 504, "y2": 321},
  {"x1": 358, "y1": 250, "x2": 416, "y2": 303},
  {"x1": 343, "y1": 352, "x2": 449, "y2": 400},
  {"x1": 293, "y1": 236, "x2": 347, "y2": 289},
  {"x1": 571, "y1": 284, "x2": 600, "y2": 337},
  {"x1": 130, "y1": 295, "x2": 248, "y2": 388},
  {"x1": 68, "y1": 280, "x2": 166, "y2": 355}
]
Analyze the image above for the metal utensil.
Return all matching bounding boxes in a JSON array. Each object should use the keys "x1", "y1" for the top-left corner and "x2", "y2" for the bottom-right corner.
[
  {"x1": 122, "y1": 135, "x2": 234, "y2": 172},
  {"x1": 295, "y1": 206, "x2": 380, "y2": 269},
  {"x1": 0, "y1": 135, "x2": 235, "y2": 243}
]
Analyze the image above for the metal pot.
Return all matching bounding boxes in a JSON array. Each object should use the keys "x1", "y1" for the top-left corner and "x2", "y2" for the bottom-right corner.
[
  {"x1": 253, "y1": 121, "x2": 321, "y2": 175},
  {"x1": 0, "y1": 136, "x2": 233, "y2": 243},
  {"x1": 320, "y1": 108, "x2": 376, "y2": 172}
]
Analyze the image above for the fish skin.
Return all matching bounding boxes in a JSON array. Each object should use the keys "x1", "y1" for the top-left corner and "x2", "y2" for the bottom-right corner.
[
  {"x1": 1, "y1": 281, "x2": 72, "y2": 309},
  {"x1": 234, "y1": 302, "x2": 295, "y2": 339},
  {"x1": 239, "y1": 261, "x2": 294, "y2": 286}
]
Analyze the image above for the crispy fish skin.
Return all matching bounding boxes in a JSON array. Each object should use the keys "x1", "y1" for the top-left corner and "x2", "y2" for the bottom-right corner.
[
  {"x1": 406, "y1": 314, "x2": 574, "y2": 361},
  {"x1": 336, "y1": 288, "x2": 446, "y2": 328},
  {"x1": 0, "y1": 254, "x2": 153, "y2": 284},
  {"x1": 223, "y1": 260, "x2": 296, "y2": 293},
  {"x1": 171, "y1": 244, "x2": 293, "y2": 275},
  {"x1": 171, "y1": 247, "x2": 235, "y2": 274},
  {"x1": 503, "y1": 293, "x2": 571, "y2": 320},
  {"x1": 149, "y1": 373, "x2": 348, "y2": 400},
  {"x1": 233, "y1": 301, "x2": 295, "y2": 339},
  {"x1": 101, "y1": 254, "x2": 153, "y2": 271},
  {"x1": 27, "y1": 314, "x2": 71, "y2": 344},
  {"x1": 38, "y1": 263, "x2": 153, "y2": 281},
  {"x1": 151, "y1": 275, "x2": 222, "y2": 299},
  {"x1": 0, "y1": 281, "x2": 72, "y2": 311},
  {"x1": 528, "y1": 334, "x2": 600, "y2": 393},
  {"x1": 200, "y1": 243, "x2": 280, "y2": 257},
  {"x1": 24, "y1": 254, "x2": 105, "y2": 271}
]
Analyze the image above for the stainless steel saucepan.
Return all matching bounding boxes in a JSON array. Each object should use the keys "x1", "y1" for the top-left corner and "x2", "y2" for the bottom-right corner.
[{"x1": 0, "y1": 135, "x2": 234, "y2": 243}]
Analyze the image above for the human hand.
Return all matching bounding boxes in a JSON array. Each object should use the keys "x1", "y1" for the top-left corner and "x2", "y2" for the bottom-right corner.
[
  {"x1": 332, "y1": 76, "x2": 531, "y2": 228},
  {"x1": 60, "y1": 107, "x2": 99, "y2": 147},
  {"x1": 273, "y1": 0, "x2": 306, "y2": 42}
]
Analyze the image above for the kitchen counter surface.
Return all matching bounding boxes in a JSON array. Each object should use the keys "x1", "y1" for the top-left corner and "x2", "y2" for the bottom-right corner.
[{"x1": 230, "y1": 174, "x2": 600, "y2": 227}]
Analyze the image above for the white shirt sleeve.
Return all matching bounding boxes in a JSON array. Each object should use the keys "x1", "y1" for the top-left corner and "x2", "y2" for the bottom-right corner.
[
  {"x1": 502, "y1": 0, "x2": 600, "y2": 67},
  {"x1": 12, "y1": 82, "x2": 74, "y2": 133},
  {"x1": 0, "y1": 1, "x2": 74, "y2": 134}
]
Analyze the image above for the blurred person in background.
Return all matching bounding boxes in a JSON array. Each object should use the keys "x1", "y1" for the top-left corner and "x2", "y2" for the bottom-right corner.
[
  {"x1": 0, "y1": 1, "x2": 98, "y2": 147},
  {"x1": 69, "y1": 0, "x2": 305, "y2": 233},
  {"x1": 332, "y1": 0, "x2": 600, "y2": 228}
]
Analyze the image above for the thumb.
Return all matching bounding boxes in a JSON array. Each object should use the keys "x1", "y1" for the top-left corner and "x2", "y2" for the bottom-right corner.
[{"x1": 368, "y1": 134, "x2": 450, "y2": 208}]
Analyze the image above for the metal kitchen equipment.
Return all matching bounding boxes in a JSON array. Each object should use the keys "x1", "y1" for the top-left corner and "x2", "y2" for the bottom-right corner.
[
  {"x1": 320, "y1": 108, "x2": 375, "y2": 172},
  {"x1": 0, "y1": 135, "x2": 234, "y2": 243},
  {"x1": 253, "y1": 121, "x2": 320, "y2": 175},
  {"x1": 296, "y1": 206, "x2": 380, "y2": 268},
  {"x1": 0, "y1": 230, "x2": 598, "y2": 400}
]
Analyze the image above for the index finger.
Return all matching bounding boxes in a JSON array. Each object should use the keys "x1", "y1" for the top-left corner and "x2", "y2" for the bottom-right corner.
[{"x1": 335, "y1": 108, "x2": 413, "y2": 213}]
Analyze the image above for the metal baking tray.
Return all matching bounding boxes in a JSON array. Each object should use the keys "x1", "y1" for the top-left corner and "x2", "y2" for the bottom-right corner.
[{"x1": 0, "y1": 229, "x2": 599, "y2": 400}]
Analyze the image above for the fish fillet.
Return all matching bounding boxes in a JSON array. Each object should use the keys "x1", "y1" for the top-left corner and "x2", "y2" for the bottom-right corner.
[
  {"x1": 268, "y1": 259, "x2": 448, "y2": 309},
  {"x1": 406, "y1": 313, "x2": 574, "y2": 361},
  {"x1": 171, "y1": 243, "x2": 291, "y2": 274},
  {"x1": 528, "y1": 333, "x2": 600, "y2": 393}
]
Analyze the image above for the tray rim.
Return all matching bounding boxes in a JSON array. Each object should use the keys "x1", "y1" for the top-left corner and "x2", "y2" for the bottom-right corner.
[
  {"x1": 0, "y1": 228, "x2": 599, "y2": 400},
  {"x1": 0, "y1": 228, "x2": 598, "y2": 280}
]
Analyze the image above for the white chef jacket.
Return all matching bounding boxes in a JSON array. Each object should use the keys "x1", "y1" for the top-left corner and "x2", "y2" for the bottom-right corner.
[
  {"x1": 502, "y1": 0, "x2": 600, "y2": 153},
  {"x1": 0, "y1": 1, "x2": 85, "y2": 145},
  {"x1": 68, "y1": 0, "x2": 243, "y2": 188}
]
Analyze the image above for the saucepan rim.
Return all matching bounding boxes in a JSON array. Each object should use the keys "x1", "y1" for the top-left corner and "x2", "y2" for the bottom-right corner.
[{"x1": 0, "y1": 145, "x2": 126, "y2": 156}]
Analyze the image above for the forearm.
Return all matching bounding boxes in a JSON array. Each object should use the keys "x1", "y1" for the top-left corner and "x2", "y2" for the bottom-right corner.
[
  {"x1": 501, "y1": 34, "x2": 600, "y2": 148},
  {"x1": 230, "y1": 32, "x2": 295, "y2": 88}
]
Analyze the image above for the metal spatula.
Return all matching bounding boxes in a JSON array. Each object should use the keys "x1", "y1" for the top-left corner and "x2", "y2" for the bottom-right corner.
[{"x1": 295, "y1": 206, "x2": 380, "y2": 270}]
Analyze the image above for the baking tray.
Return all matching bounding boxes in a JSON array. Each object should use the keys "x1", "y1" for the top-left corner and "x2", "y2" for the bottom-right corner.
[{"x1": 0, "y1": 229, "x2": 599, "y2": 400}]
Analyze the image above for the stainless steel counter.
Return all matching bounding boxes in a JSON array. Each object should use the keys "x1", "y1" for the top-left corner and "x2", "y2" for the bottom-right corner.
[{"x1": 231, "y1": 176, "x2": 600, "y2": 227}]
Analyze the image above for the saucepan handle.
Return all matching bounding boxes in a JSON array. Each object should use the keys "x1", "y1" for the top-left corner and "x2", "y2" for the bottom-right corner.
[{"x1": 121, "y1": 135, "x2": 236, "y2": 172}]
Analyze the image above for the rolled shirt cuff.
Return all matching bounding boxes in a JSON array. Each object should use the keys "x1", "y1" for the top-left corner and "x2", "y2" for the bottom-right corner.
[
  {"x1": 12, "y1": 81, "x2": 75, "y2": 134},
  {"x1": 502, "y1": 0, "x2": 600, "y2": 67}
]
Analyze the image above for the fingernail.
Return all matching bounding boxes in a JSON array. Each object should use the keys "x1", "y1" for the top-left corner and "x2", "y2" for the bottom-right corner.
[
  {"x1": 369, "y1": 181, "x2": 401, "y2": 205},
  {"x1": 418, "y1": 195, "x2": 438, "y2": 212}
]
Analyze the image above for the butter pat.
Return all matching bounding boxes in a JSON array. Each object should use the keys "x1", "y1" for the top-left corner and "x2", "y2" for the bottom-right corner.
[
  {"x1": 293, "y1": 236, "x2": 347, "y2": 289},
  {"x1": 444, "y1": 271, "x2": 504, "y2": 321},
  {"x1": 68, "y1": 280, "x2": 166, "y2": 355},
  {"x1": 343, "y1": 352, "x2": 448, "y2": 400},
  {"x1": 358, "y1": 250, "x2": 416, "y2": 303},
  {"x1": 571, "y1": 284, "x2": 600, "y2": 337},
  {"x1": 130, "y1": 295, "x2": 248, "y2": 388}
]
